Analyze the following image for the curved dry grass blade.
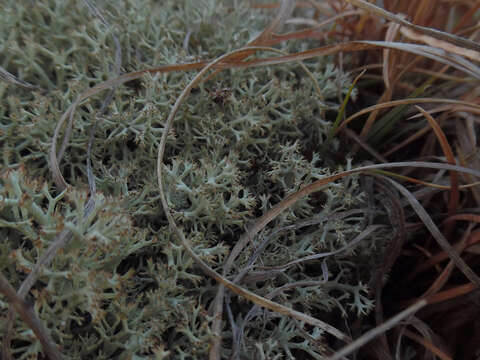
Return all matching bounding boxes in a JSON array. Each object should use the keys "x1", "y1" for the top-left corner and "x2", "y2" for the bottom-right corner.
[
  {"x1": 233, "y1": 209, "x2": 367, "y2": 284},
  {"x1": 3, "y1": 228, "x2": 72, "y2": 359},
  {"x1": 349, "y1": 63, "x2": 475, "y2": 82},
  {"x1": 421, "y1": 224, "x2": 473, "y2": 299},
  {"x1": 445, "y1": 214, "x2": 480, "y2": 223},
  {"x1": 383, "y1": 123, "x2": 432, "y2": 157},
  {"x1": 383, "y1": 18, "x2": 403, "y2": 89},
  {"x1": 239, "y1": 279, "x2": 349, "y2": 355},
  {"x1": 226, "y1": 160, "x2": 480, "y2": 274},
  {"x1": 426, "y1": 283, "x2": 478, "y2": 305},
  {"x1": 204, "y1": 0, "x2": 295, "y2": 87},
  {"x1": 335, "y1": 98, "x2": 480, "y2": 134},
  {"x1": 0, "y1": 272, "x2": 61, "y2": 360},
  {"x1": 221, "y1": 161, "x2": 480, "y2": 309},
  {"x1": 329, "y1": 300, "x2": 427, "y2": 360},
  {"x1": 215, "y1": 161, "x2": 479, "y2": 357},
  {"x1": 383, "y1": 176, "x2": 480, "y2": 286},
  {"x1": 45, "y1": 30, "x2": 480, "y2": 358},
  {"x1": 49, "y1": 46, "x2": 480, "y2": 190},
  {"x1": 372, "y1": 169, "x2": 480, "y2": 190},
  {"x1": 258, "y1": 225, "x2": 382, "y2": 272},
  {"x1": 230, "y1": 42, "x2": 480, "y2": 79},
  {"x1": 48, "y1": 60, "x2": 210, "y2": 190},
  {"x1": 415, "y1": 106, "x2": 459, "y2": 236},
  {"x1": 408, "y1": 229, "x2": 480, "y2": 281},
  {"x1": 345, "y1": 128, "x2": 388, "y2": 162},
  {"x1": 0, "y1": 66, "x2": 45, "y2": 92},
  {"x1": 400, "y1": 26, "x2": 480, "y2": 63},
  {"x1": 407, "y1": 104, "x2": 480, "y2": 120},
  {"x1": 154, "y1": 48, "x2": 352, "y2": 359},
  {"x1": 404, "y1": 330, "x2": 452, "y2": 360},
  {"x1": 265, "y1": 10, "x2": 363, "y2": 45},
  {"x1": 397, "y1": 316, "x2": 450, "y2": 360},
  {"x1": 248, "y1": 0, "x2": 296, "y2": 46},
  {"x1": 361, "y1": 41, "x2": 480, "y2": 79},
  {"x1": 343, "y1": 0, "x2": 480, "y2": 53},
  {"x1": 219, "y1": 161, "x2": 480, "y2": 326}
]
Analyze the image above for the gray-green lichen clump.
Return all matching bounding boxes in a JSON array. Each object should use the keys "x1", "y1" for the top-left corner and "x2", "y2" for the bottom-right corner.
[{"x1": 0, "y1": 0, "x2": 385, "y2": 358}]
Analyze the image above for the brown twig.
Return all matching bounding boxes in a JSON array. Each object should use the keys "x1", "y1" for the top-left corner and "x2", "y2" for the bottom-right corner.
[{"x1": 0, "y1": 272, "x2": 61, "y2": 360}]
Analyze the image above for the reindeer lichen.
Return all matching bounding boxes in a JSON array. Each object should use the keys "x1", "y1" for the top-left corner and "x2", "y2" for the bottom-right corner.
[{"x1": 0, "y1": 0, "x2": 391, "y2": 359}]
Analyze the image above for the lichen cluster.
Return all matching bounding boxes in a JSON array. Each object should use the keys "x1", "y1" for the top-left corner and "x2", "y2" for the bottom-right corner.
[{"x1": 0, "y1": 0, "x2": 389, "y2": 358}]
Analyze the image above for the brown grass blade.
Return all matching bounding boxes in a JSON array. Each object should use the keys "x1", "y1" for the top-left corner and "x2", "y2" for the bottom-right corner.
[
  {"x1": 383, "y1": 18, "x2": 403, "y2": 89},
  {"x1": 329, "y1": 300, "x2": 427, "y2": 360},
  {"x1": 409, "y1": 229, "x2": 480, "y2": 281},
  {"x1": 345, "y1": 128, "x2": 388, "y2": 162},
  {"x1": 371, "y1": 170, "x2": 480, "y2": 190},
  {"x1": 226, "y1": 161, "x2": 480, "y2": 275},
  {"x1": 0, "y1": 65, "x2": 45, "y2": 92},
  {"x1": 343, "y1": 0, "x2": 480, "y2": 52},
  {"x1": 336, "y1": 98, "x2": 480, "y2": 134},
  {"x1": 234, "y1": 42, "x2": 480, "y2": 79},
  {"x1": 383, "y1": 176, "x2": 480, "y2": 287},
  {"x1": 404, "y1": 330, "x2": 453, "y2": 360},
  {"x1": 415, "y1": 106, "x2": 459, "y2": 236},
  {"x1": 258, "y1": 225, "x2": 382, "y2": 272},
  {"x1": 400, "y1": 26, "x2": 480, "y2": 63},
  {"x1": 265, "y1": 10, "x2": 363, "y2": 45},
  {"x1": 420, "y1": 225, "x2": 473, "y2": 300},
  {"x1": 426, "y1": 283, "x2": 478, "y2": 305},
  {"x1": 0, "y1": 273, "x2": 61, "y2": 360}
]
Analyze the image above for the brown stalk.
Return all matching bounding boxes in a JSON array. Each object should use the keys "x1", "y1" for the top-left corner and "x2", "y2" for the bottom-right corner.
[
  {"x1": 404, "y1": 329, "x2": 453, "y2": 360},
  {"x1": 351, "y1": 63, "x2": 476, "y2": 82},
  {"x1": 410, "y1": 228, "x2": 480, "y2": 278},
  {"x1": 452, "y1": 3, "x2": 480, "y2": 34},
  {"x1": 2, "y1": 228, "x2": 73, "y2": 359},
  {"x1": 383, "y1": 123, "x2": 433, "y2": 158},
  {"x1": 415, "y1": 106, "x2": 459, "y2": 237},
  {"x1": 329, "y1": 300, "x2": 427, "y2": 360},
  {"x1": 383, "y1": 176, "x2": 480, "y2": 287},
  {"x1": 0, "y1": 272, "x2": 61, "y2": 360},
  {"x1": 426, "y1": 283, "x2": 478, "y2": 305},
  {"x1": 344, "y1": 128, "x2": 388, "y2": 162},
  {"x1": 0, "y1": 66, "x2": 45, "y2": 92},
  {"x1": 383, "y1": 17, "x2": 403, "y2": 90},
  {"x1": 265, "y1": 9, "x2": 363, "y2": 46},
  {"x1": 336, "y1": 98, "x2": 480, "y2": 134},
  {"x1": 419, "y1": 224, "x2": 473, "y2": 299},
  {"x1": 343, "y1": 0, "x2": 480, "y2": 52},
  {"x1": 400, "y1": 26, "x2": 480, "y2": 63},
  {"x1": 456, "y1": 117, "x2": 480, "y2": 206}
]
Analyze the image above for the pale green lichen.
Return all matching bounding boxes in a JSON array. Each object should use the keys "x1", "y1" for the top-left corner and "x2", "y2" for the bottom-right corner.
[{"x1": 0, "y1": 0, "x2": 392, "y2": 359}]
